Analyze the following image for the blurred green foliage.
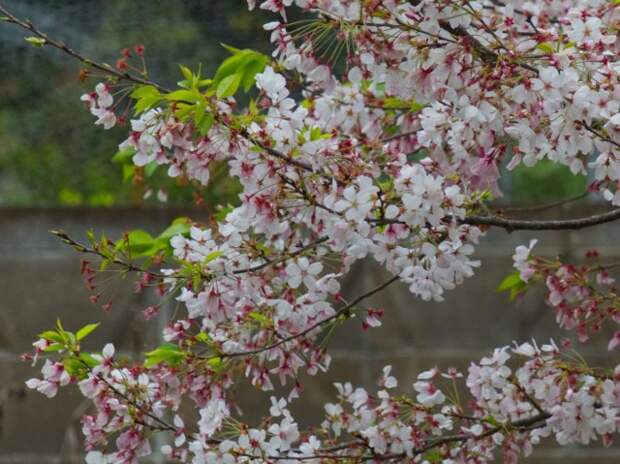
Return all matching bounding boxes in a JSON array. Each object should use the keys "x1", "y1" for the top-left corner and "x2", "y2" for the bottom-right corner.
[
  {"x1": 508, "y1": 160, "x2": 588, "y2": 204},
  {"x1": 0, "y1": 0, "x2": 270, "y2": 207}
]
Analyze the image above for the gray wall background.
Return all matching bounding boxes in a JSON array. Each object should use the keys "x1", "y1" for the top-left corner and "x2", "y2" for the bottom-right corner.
[{"x1": 0, "y1": 206, "x2": 619, "y2": 463}]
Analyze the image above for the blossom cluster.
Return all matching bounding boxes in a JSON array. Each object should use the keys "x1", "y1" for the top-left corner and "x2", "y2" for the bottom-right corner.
[
  {"x1": 81, "y1": 83, "x2": 117, "y2": 130},
  {"x1": 512, "y1": 241, "x2": 620, "y2": 350},
  {"x1": 26, "y1": 339, "x2": 620, "y2": 463}
]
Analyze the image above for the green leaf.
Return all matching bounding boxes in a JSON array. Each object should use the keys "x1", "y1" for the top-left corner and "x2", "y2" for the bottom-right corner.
[
  {"x1": 383, "y1": 97, "x2": 426, "y2": 113},
  {"x1": 144, "y1": 161, "x2": 158, "y2": 177},
  {"x1": 180, "y1": 65, "x2": 194, "y2": 83},
  {"x1": 116, "y1": 230, "x2": 156, "y2": 256},
  {"x1": 158, "y1": 217, "x2": 192, "y2": 241},
  {"x1": 76, "y1": 323, "x2": 100, "y2": 341},
  {"x1": 216, "y1": 73, "x2": 242, "y2": 99},
  {"x1": 248, "y1": 311, "x2": 270, "y2": 326},
  {"x1": 63, "y1": 357, "x2": 87, "y2": 377},
  {"x1": 536, "y1": 42, "x2": 555, "y2": 54},
  {"x1": 221, "y1": 43, "x2": 242, "y2": 54},
  {"x1": 207, "y1": 356, "x2": 223, "y2": 371},
  {"x1": 309, "y1": 126, "x2": 331, "y2": 141},
  {"x1": 165, "y1": 89, "x2": 201, "y2": 102},
  {"x1": 25, "y1": 36, "x2": 46, "y2": 46},
  {"x1": 239, "y1": 54, "x2": 268, "y2": 92},
  {"x1": 423, "y1": 450, "x2": 443, "y2": 463},
  {"x1": 38, "y1": 330, "x2": 64, "y2": 343},
  {"x1": 122, "y1": 164, "x2": 136, "y2": 183},
  {"x1": 131, "y1": 86, "x2": 162, "y2": 114},
  {"x1": 144, "y1": 343, "x2": 186, "y2": 368},
  {"x1": 195, "y1": 332, "x2": 210, "y2": 343},
  {"x1": 194, "y1": 103, "x2": 206, "y2": 125},
  {"x1": 175, "y1": 102, "x2": 195, "y2": 120},
  {"x1": 383, "y1": 97, "x2": 408, "y2": 109},
  {"x1": 197, "y1": 113, "x2": 215, "y2": 136},
  {"x1": 112, "y1": 147, "x2": 136, "y2": 164},
  {"x1": 43, "y1": 343, "x2": 65, "y2": 352},
  {"x1": 497, "y1": 271, "x2": 527, "y2": 301},
  {"x1": 131, "y1": 85, "x2": 160, "y2": 99},
  {"x1": 80, "y1": 353, "x2": 101, "y2": 368},
  {"x1": 214, "y1": 204, "x2": 234, "y2": 222},
  {"x1": 204, "y1": 250, "x2": 223, "y2": 263},
  {"x1": 212, "y1": 48, "x2": 268, "y2": 94},
  {"x1": 496, "y1": 271, "x2": 523, "y2": 292},
  {"x1": 213, "y1": 54, "x2": 245, "y2": 84},
  {"x1": 134, "y1": 96, "x2": 161, "y2": 115},
  {"x1": 410, "y1": 101, "x2": 426, "y2": 113}
]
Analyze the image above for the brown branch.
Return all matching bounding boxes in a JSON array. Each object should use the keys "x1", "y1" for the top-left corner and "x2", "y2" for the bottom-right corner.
[
  {"x1": 413, "y1": 411, "x2": 550, "y2": 457},
  {"x1": 581, "y1": 121, "x2": 620, "y2": 150},
  {"x1": 50, "y1": 229, "x2": 171, "y2": 279},
  {"x1": 461, "y1": 208, "x2": 620, "y2": 231},
  {"x1": 260, "y1": 411, "x2": 551, "y2": 461}
]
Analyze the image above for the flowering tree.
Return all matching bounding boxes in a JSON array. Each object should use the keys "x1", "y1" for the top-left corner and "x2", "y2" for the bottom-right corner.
[{"x1": 3, "y1": 0, "x2": 620, "y2": 462}]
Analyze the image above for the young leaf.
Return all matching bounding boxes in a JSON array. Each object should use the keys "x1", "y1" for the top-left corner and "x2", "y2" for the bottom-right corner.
[
  {"x1": 213, "y1": 53, "x2": 246, "y2": 85},
  {"x1": 134, "y1": 96, "x2": 161, "y2": 115},
  {"x1": 165, "y1": 89, "x2": 201, "y2": 102},
  {"x1": 204, "y1": 250, "x2": 224, "y2": 263},
  {"x1": 497, "y1": 271, "x2": 527, "y2": 301},
  {"x1": 76, "y1": 322, "x2": 100, "y2": 341},
  {"x1": 117, "y1": 230, "x2": 156, "y2": 256},
  {"x1": 220, "y1": 43, "x2": 242, "y2": 54},
  {"x1": 195, "y1": 332, "x2": 210, "y2": 343},
  {"x1": 496, "y1": 271, "x2": 523, "y2": 292},
  {"x1": 197, "y1": 113, "x2": 214, "y2": 135},
  {"x1": 130, "y1": 85, "x2": 160, "y2": 99},
  {"x1": 214, "y1": 204, "x2": 234, "y2": 222},
  {"x1": 80, "y1": 353, "x2": 101, "y2": 368},
  {"x1": 216, "y1": 73, "x2": 242, "y2": 99},
  {"x1": 43, "y1": 343, "x2": 65, "y2": 352},
  {"x1": 144, "y1": 343, "x2": 186, "y2": 367},
  {"x1": 25, "y1": 36, "x2": 46, "y2": 46},
  {"x1": 112, "y1": 147, "x2": 136, "y2": 164},
  {"x1": 536, "y1": 42, "x2": 555, "y2": 54},
  {"x1": 158, "y1": 217, "x2": 192, "y2": 241},
  {"x1": 144, "y1": 161, "x2": 158, "y2": 177},
  {"x1": 239, "y1": 54, "x2": 268, "y2": 92},
  {"x1": 38, "y1": 330, "x2": 64, "y2": 343},
  {"x1": 179, "y1": 64, "x2": 194, "y2": 83}
]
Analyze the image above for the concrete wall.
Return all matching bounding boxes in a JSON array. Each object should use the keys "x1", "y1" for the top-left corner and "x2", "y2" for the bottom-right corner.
[{"x1": 0, "y1": 207, "x2": 619, "y2": 462}]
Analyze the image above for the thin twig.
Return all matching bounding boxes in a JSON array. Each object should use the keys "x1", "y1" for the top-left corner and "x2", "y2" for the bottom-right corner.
[
  {"x1": 222, "y1": 275, "x2": 399, "y2": 358},
  {"x1": 0, "y1": 4, "x2": 170, "y2": 92}
]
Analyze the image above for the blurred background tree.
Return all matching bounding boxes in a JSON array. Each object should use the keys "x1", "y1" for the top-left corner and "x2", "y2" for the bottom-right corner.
[{"x1": 0, "y1": 0, "x2": 271, "y2": 207}]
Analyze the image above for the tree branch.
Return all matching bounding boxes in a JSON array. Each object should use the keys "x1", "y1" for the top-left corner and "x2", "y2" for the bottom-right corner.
[{"x1": 461, "y1": 208, "x2": 620, "y2": 231}]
